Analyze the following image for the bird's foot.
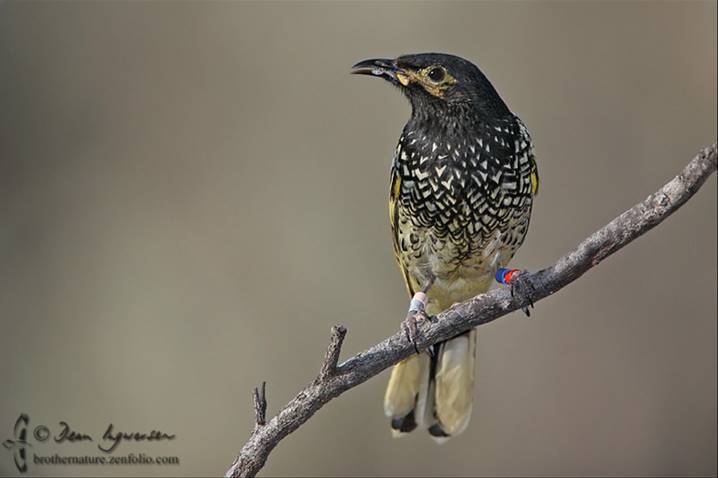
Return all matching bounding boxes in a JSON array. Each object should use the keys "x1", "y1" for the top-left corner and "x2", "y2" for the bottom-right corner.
[
  {"x1": 402, "y1": 292, "x2": 429, "y2": 353},
  {"x1": 496, "y1": 268, "x2": 536, "y2": 317}
]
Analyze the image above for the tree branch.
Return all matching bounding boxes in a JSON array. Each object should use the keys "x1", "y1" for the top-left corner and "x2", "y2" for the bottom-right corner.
[
  {"x1": 318, "y1": 325, "x2": 348, "y2": 382},
  {"x1": 226, "y1": 143, "x2": 716, "y2": 478},
  {"x1": 252, "y1": 382, "x2": 267, "y2": 427}
]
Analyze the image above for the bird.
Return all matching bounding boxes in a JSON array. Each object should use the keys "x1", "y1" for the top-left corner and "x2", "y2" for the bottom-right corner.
[{"x1": 352, "y1": 53, "x2": 539, "y2": 442}]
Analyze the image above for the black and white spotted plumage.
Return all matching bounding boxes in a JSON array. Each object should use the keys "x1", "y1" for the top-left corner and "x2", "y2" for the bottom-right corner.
[
  {"x1": 353, "y1": 53, "x2": 538, "y2": 441},
  {"x1": 390, "y1": 112, "x2": 537, "y2": 305}
]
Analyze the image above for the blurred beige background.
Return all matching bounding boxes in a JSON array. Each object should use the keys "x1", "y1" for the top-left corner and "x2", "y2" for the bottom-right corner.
[{"x1": 0, "y1": 1, "x2": 716, "y2": 476}]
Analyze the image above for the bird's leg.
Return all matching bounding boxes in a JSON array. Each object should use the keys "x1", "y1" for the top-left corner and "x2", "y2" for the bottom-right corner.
[
  {"x1": 495, "y1": 268, "x2": 536, "y2": 317},
  {"x1": 402, "y1": 275, "x2": 435, "y2": 354}
]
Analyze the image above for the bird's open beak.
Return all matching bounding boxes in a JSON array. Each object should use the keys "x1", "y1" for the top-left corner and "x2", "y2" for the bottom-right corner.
[{"x1": 351, "y1": 58, "x2": 409, "y2": 86}]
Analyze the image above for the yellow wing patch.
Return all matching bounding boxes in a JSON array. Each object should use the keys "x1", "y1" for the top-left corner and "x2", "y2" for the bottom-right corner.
[
  {"x1": 530, "y1": 169, "x2": 539, "y2": 195},
  {"x1": 389, "y1": 170, "x2": 401, "y2": 226},
  {"x1": 529, "y1": 153, "x2": 539, "y2": 196}
]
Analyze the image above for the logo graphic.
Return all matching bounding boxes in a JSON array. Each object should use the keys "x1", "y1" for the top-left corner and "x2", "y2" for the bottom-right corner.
[
  {"x1": 2, "y1": 414, "x2": 30, "y2": 473},
  {"x1": 3, "y1": 413, "x2": 179, "y2": 473}
]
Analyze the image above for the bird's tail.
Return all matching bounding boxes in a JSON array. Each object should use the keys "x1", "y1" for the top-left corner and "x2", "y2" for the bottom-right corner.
[{"x1": 384, "y1": 328, "x2": 477, "y2": 442}]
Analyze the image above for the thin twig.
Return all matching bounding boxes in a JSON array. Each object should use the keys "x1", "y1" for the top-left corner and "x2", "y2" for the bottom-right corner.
[
  {"x1": 252, "y1": 382, "x2": 266, "y2": 427},
  {"x1": 318, "y1": 325, "x2": 347, "y2": 382},
  {"x1": 225, "y1": 144, "x2": 716, "y2": 478}
]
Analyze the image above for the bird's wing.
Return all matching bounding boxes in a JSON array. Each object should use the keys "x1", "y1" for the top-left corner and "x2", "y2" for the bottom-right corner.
[
  {"x1": 389, "y1": 167, "x2": 416, "y2": 296},
  {"x1": 516, "y1": 116, "x2": 539, "y2": 196},
  {"x1": 529, "y1": 152, "x2": 539, "y2": 196}
]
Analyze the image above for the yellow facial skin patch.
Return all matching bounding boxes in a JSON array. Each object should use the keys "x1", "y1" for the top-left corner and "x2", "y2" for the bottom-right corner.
[{"x1": 395, "y1": 67, "x2": 458, "y2": 99}]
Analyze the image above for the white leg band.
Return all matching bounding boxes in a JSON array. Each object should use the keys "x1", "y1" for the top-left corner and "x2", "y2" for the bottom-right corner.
[{"x1": 408, "y1": 292, "x2": 427, "y2": 313}]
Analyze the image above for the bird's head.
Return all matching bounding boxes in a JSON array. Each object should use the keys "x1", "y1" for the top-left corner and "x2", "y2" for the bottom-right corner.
[{"x1": 352, "y1": 53, "x2": 509, "y2": 118}]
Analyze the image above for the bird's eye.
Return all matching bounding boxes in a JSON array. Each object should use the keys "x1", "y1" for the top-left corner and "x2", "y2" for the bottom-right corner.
[{"x1": 427, "y1": 67, "x2": 445, "y2": 83}]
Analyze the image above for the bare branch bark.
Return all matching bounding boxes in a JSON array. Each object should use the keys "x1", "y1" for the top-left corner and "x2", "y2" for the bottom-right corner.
[
  {"x1": 318, "y1": 325, "x2": 348, "y2": 382},
  {"x1": 252, "y1": 382, "x2": 267, "y2": 427},
  {"x1": 225, "y1": 144, "x2": 717, "y2": 478}
]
